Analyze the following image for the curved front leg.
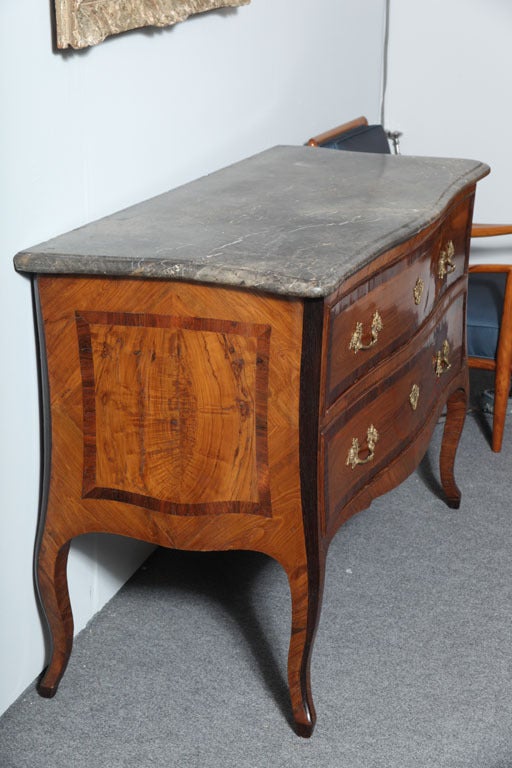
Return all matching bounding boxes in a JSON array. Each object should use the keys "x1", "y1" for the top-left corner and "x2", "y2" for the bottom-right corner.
[
  {"x1": 286, "y1": 554, "x2": 325, "y2": 737},
  {"x1": 439, "y1": 386, "x2": 468, "y2": 509},
  {"x1": 36, "y1": 536, "x2": 74, "y2": 697}
]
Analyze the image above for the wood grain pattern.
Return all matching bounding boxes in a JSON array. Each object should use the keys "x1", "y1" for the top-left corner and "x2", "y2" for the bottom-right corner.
[
  {"x1": 326, "y1": 233, "x2": 435, "y2": 405},
  {"x1": 33, "y1": 184, "x2": 476, "y2": 737},
  {"x1": 325, "y1": 195, "x2": 472, "y2": 409},
  {"x1": 35, "y1": 275, "x2": 308, "y2": 711},
  {"x1": 76, "y1": 309, "x2": 271, "y2": 516},
  {"x1": 322, "y1": 289, "x2": 465, "y2": 538},
  {"x1": 291, "y1": 298, "x2": 325, "y2": 737},
  {"x1": 440, "y1": 384, "x2": 468, "y2": 508},
  {"x1": 436, "y1": 196, "x2": 473, "y2": 292},
  {"x1": 320, "y1": 367, "x2": 469, "y2": 544},
  {"x1": 471, "y1": 223, "x2": 512, "y2": 237}
]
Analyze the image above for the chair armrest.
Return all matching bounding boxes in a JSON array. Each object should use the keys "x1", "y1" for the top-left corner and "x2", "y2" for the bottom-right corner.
[
  {"x1": 471, "y1": 224, "x2": 512, "y2": 237},
  {"x1": 307, "y1": 116, "x2": 368, "y2": 147},
  {"x1": 469, "y1": 264, "x2": 512, "y2": 274}
]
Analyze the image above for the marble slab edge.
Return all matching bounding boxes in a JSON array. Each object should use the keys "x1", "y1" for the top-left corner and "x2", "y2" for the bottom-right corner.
[{"x1": 13, "y1": 146, "x2": 490, "y2": 299}]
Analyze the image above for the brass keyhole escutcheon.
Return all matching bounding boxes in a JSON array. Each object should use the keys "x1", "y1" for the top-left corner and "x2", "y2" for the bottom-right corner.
[
  {"x1": 413, "y1": 278, "x2": 424, "y2": 306},
  {"x1": 409, "y1": 384, "x2": 420, "y2": 411}
]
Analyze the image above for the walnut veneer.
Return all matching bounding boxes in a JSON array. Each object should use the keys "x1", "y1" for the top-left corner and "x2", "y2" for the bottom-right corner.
[{"x1": 14, "y1": 147, "x2": 488, "y2": 737}]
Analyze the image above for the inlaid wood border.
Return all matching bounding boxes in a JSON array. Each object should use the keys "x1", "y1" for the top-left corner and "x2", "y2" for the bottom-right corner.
[{"x1": 75, "y1": 309, "x2": 272, "y2": 517}]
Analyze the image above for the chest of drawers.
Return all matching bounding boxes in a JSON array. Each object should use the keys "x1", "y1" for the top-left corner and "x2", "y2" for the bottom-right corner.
[{"x1": 14, "y1": 146, "x2": 488, "y2": 736}]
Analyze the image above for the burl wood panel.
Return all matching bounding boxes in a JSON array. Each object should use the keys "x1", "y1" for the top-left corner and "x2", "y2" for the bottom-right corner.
[
  {"x1": 76, "y1": 310, "x2": 271, "y2": 516},
  {"x1": 38, "y1": 275, "x2": 306, "y2": 549}
]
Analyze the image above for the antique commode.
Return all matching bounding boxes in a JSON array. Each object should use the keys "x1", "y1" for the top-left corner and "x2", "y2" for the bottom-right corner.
[{"x1": 14, "y1": 146, "x2": 488, "y2": 736}]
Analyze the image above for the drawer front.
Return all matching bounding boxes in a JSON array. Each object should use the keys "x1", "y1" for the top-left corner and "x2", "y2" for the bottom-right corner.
[
  {"x1": 434, "y1": 196, "x2": 472, "y2": 295},
  {"x1": 321, "y1": 292, "x2": 464, "y2": 537},
  {"x1": 325, "y1": 197, "x2": 472, "y2": 410},
  {"x1": 326, "y1": 240, "x2": 436, "y2": 407}
]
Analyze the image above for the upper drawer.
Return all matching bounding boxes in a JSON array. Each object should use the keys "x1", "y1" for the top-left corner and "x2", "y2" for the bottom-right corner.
[
  {"x1": 325, "y1": 238, "x2": 435, "y2": 408},
  {"x1": 324, "y1": 196, "x2": 472, "y2": 410},
  {"x1": 434, "y1": 195, "x2": 472, "y2": 295}
]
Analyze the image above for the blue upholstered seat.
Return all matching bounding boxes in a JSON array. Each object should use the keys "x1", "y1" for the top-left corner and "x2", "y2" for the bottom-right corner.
[{"x1": 466, "y1": 272, "x2": 506, "y2": 359}]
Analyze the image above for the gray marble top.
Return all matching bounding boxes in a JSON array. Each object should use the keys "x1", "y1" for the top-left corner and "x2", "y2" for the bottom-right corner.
[{"x1": 14, "y1": 146, "x2": 489, "y2": 298}]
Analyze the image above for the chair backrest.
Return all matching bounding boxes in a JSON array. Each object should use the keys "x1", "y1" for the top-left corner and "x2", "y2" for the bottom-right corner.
[{"x1": 307, "y1": 116, "x2": 391, "y2": 154}]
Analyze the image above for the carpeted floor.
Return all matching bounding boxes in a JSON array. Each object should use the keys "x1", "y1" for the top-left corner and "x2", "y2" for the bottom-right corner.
[{"x1": 1, "y1": 371, "x2": 511, "y2": 768}]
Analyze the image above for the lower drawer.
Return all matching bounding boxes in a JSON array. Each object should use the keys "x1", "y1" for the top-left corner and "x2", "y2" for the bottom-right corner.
[{"x1": 320, "y1": 291, "x2": 464, "y2": 537}]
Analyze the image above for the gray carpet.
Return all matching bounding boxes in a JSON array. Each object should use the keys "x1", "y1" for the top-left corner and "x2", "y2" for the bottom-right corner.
[{"x1": 2, "y1": 371, "x2": 512, "y2": 768}]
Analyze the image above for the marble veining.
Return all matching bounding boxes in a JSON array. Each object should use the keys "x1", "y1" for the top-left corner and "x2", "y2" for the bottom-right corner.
[{"x1": 14, "y1": 146, "x2": 489, "y2": 298}]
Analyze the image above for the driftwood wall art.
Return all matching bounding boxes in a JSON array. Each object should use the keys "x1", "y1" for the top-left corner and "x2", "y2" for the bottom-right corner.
[{"x1": 54, "y1": 0, "x2": 250, "y2": 49}]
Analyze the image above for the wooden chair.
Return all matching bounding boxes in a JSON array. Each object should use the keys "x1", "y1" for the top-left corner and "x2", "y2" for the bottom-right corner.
[
  {"x1": 306, "y1": 115, "x2": 394, "y2": 153},
  {"x1": 307, "y1": 117, "x2": 512, "y2": 451},
  {"x1": 466, "y1": 249, "x2": 512, "y2": 452}
]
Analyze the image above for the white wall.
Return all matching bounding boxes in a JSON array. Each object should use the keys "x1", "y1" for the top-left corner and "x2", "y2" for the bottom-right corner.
[
  {"x1": 385, "y1": 0, "x2": 512, "y2": 263},
  {"x1": 0, "y1": 0, "x2": 387, "y2": 716}
]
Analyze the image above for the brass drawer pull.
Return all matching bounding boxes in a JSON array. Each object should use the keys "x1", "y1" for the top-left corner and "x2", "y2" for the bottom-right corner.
[
  {"x1": 433, "y1": 340, "x2": 451, "y2": 377},
  {"x1": 438, "y1": 240, "x2": 456, "y2": 279},
  {"x1": 349, "y1": 311, "x2": 383, "y2": 354},
  {"x1": 346, "y1": 424, "x2": 379, "y2": 470},
  {"x1": 409, "y1": 384, "x2": 420, "y2": 410},
  {"x1": 413, "y1": 278, "x2": 424, "y2": 305}
]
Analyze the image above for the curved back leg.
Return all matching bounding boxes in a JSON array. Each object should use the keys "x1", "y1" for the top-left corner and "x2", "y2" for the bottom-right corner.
[{"x1": 36, "y1": 538, "x2": 74, "y2": 697}]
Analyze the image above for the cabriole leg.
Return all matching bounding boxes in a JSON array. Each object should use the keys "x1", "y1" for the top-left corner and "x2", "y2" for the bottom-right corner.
[
  {"x1": 36, "y1": 536, "x2": 73, "y2": 697},
  {"x1": 440, "y1": 387, "x2": 468, "y2": 509},
  {"x1": 285, "y1": 556, "x2": 325, "y2": 737}
]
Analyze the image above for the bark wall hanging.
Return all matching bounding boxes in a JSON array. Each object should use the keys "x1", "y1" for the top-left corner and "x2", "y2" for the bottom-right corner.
[{"x1": 54, "y1": 0, "x2": 250, "y2": 49}]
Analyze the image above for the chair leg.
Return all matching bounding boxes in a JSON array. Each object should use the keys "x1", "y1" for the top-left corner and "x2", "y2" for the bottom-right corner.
[
  {"x1": 492, "y1": 362, "x2": 512, "y2": 452},
  {"x1": 491, "y1": 271, "x2": 512, "y2": 452}
]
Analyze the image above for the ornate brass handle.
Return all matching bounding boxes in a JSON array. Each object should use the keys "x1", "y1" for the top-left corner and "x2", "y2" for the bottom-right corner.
[
  {"x1": 438, "y1": 240, "x2": 456, "y2": 279},
  {"x1": 349, "y1": 311, "x2": 383, "y2": 354},
  {"x1": 346, "y1": 424, "x2": 379, "y2": 470},
  {"x1": 433, "y1": 340, "x2": 451, "y2": 377},
  {"x1": 413, "y1": 278, "x2": 424, "y2": 305}
]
